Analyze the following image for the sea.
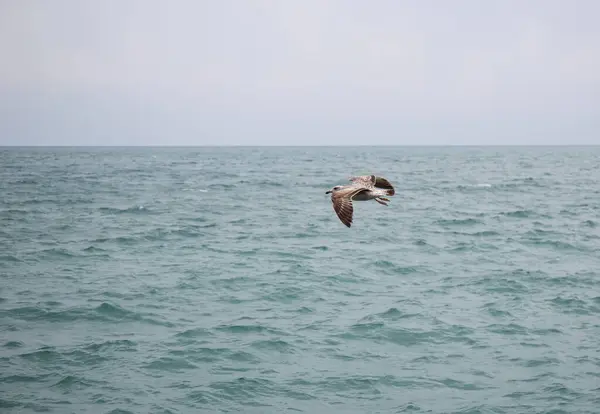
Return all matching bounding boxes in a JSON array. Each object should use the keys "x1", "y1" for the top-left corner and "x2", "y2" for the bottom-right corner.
[{"x1": 1, "y1": 146, "x2": 599, "y2": 414}]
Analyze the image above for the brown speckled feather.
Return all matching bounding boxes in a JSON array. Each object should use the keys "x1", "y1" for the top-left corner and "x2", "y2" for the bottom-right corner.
[
  {"x1": 349, "y1": 175, "x2": 395, "y2": 196},
  {"x1": 331, "y1": 187, "x2": 368, "y2": 228}
]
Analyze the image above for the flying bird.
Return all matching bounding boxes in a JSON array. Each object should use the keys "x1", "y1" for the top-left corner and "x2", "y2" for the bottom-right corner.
[{"x1": 325, "y1": 175, "x2": 395, "y2": 227}]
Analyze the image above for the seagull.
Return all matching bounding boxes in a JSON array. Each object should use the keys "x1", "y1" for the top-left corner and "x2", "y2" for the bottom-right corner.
[{"x1": 325, "y1": 175, "x2": 395, "y2": 227}]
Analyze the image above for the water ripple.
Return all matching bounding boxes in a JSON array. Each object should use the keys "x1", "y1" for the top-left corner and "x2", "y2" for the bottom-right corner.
[{"x1": 2, "y1": 146, "x2": 600, "y2": 413}]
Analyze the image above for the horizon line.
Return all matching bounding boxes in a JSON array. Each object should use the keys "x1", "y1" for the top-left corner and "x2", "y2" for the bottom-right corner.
[{"x1": 1, "y1": 144, "x2": 599, "y2": 148}]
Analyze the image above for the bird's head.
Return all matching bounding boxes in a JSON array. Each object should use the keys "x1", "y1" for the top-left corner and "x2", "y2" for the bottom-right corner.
[{"x1": 325, "y1": 185, "x2": 342, "y2": 194}]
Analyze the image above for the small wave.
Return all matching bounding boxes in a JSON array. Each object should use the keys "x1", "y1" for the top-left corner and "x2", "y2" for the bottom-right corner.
[
  {"x1": 100, "y1": 291, "x2": 145, "y2": 300},
  {"x1": 486, "y1": 323, "x2": 528, "y2": 335},
  {"x1": 435, "y1": 378, "x2": 486, "y2": 391},
  {"x1": 474, "y1": 277, "x2": 529, "y2": 294},
  {"x1": 560, "y1": 208, "x2": 579, "y2": 217},
  {"x1": 175, "y1": 347, "x2": 259, "y2": 364},
  {"x1": 582, "y1": 219, "x2": 597, "y2": 227},
  {"x1": 19, "y1": 347, "x2": 106, "y2": 367},
  {"x1": 436, "y1": 218, "x2": 481, "y2": 226},
  {"x1": 506, "y1": 177, "x2": 544, "y2": 187},
  {"x1": 0, "y1": 255, "x2": 21, "y2": 263},
  {"x1": 11, "y1": 198, "x2": 56, "y2": 206},
  {"x1": 501, "y1": 210, "x2": 535, "y2": 218},
  {"x1": 81, "y1": 246, "x2": 111, "y2": 256},
  {"x1": 0, "y1": 208, "x2": 29, "y2": 215},
  {"x1": 541, "y1": 384, "x2": 583, "y2": 402},
  {"x1": 527, "y1": 239, "x2": 579, "y2": 251},
  {"x1": 186, "y1": 390, "x2": 224, "y2": 405},
  {"x1": 293, "y1": 306, "x2": 314, "y2": 314},
  {"x1": 50, "y1": 375, "x2": 97, "y2": 390},
  {"x1": 208, "y1": 377, "x2": 282, "y2": 400},
  {"x1": 35, "y1": 248, "x2": 78, "y2": 259},
  {"x1": 169, "y1": 228, "x2": 203, "y2": 238},
  {"x1": 6, "y1": 303, "x2": 174, "y2": 327},
  {"x1": 527, "y1": 228, "x2": 559, "y2": 236},
  {"x1": 112, "y1": 236, "x2": 140, "y2": 245},
  {"x1": 483, "y1": 303, "x2": 513, "y2": 318},
  {"x1": 208, "y1": 183, "x2": 235, "y2": 190},
  {"x1": 94, "y1": 302, "x2": 174, "y2": 327},
  {"x1": 143, "y1": 357, "x2": 198, "y2": 372},
  {"x1": 238, "y1": 180, "x2": 284, "y2": 187},
  {"x1": 186, "y1": 222, "x2": 217, "y2": 229},
  {"x1": 377, "y1": 307, "x2": 405, "y2": 320},
  {"x1": 342, "y1": 323, "x2": 475, "y2": 347},
  {"x1": 457, "y1": 183, "x2": 493, "y2": 191},
  {"x1": 532, "y1": 327, "x2": 562, "y2": 335},
  {"x1": 450, "y1": 230, "x2": 500, "y2": 237},
  {"x1": 373, "y1": 260, "x2": 419, "y2": 275},
  {"x1": 12, "y1": 178, "x2": 41, "y2": 185},
  {"x1": 175, "y1": 327, "x2": 214, "y2": 339},
  {"x1": 98, "y1": 205, "x2": 153, "y2": 215},
  {"x1": 472, "y1": 230, "x2": 499, "y2": 236},
  {"x1": 18, "y1": 348, "x2": 64, "y2": 363},
  {"x1": 349, "y1": 321, "x2": 385, "y2": 333},
  {"x1": 263, "y1": 286, "x2": 309, "y2": 303},
  {"x1": 550, "y1": 296, "x2": 592, "y2": 314},
  {"x1": 519, "y1": 341, "x2": 550, "y2": 348},
  {"x1": 186, "y1": 216, "x2": 209, "y2": 223},
  {"x1": 310, "y1": 374, "x2": 426, "y2": 395},
  {"x1": 288, "y1": 231, "x2": 318, "y2": 239},
  {"x1": 523, "y1": 357, "x2": 561, "y2": 368},
  {"x1": 250, "y1": 339, "x2": 296, "y2": 353},
  {"x1": 84, "y1": 339, "x2": 137, "y2": 352},
  {"x1": 95, "y1": 302, "x2": 132, "y2": 318},
  {"x1": 1, "y1": 374, "x2": 50, "y2": 384},
  {"x1": 214, "y1": 324, "x2": 285, "y2": 336},
  {"x1": 3, "y1": 306, "x2": 47, "y2": 321},
  {"x1": 3, "y1": 340, "x2": 24, "y2": 349},
  {"x1": 188, "y1": 378, "x2": 291, "y2": 407}
]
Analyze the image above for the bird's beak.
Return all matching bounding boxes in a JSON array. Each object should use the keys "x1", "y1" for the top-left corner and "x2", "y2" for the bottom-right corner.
[{"x1": 325, "y1": 190, "x2": 331, "y2": 194}]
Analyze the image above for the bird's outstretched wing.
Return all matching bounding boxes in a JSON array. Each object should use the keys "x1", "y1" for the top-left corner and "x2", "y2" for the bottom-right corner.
[
  {"x1": 349, "y1": 175, "x2": 395, "y2": 195},
  {"x1": 348, "y1": 174, "x2": 376, "y2": 187},
  {"x1": 331, "y1": 186, "x2": 368, "y2": 228}
]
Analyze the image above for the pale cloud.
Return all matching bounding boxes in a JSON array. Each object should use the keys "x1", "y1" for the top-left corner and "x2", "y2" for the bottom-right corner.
[{"x1": 1, "y1": 0, "x2": 599, "y2": 145}]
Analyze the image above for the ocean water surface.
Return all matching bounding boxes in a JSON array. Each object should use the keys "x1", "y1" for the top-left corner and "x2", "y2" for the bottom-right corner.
[{"x1": 1, "y1": 146, "x2": 599, "y2": 413}]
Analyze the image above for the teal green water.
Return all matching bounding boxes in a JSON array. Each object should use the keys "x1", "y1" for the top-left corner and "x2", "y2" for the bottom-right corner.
[{"x1": 1, "y1": 146, "x2": 599, "y2": 414}]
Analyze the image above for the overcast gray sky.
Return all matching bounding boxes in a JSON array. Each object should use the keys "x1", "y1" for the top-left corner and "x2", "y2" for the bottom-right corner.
[{"x1": 1, "y1": 0, "x2": 598, "y2": 145}]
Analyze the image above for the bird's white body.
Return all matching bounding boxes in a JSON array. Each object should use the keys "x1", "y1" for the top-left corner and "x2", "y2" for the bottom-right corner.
[{"x1": 330, "y1": 186, "x2": 386, "y2": 201}]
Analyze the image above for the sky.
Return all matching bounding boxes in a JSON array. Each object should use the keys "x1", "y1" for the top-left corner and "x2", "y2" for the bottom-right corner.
[{"x1": 0, "y1": 0, "x2": 599, "y2": 146}]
